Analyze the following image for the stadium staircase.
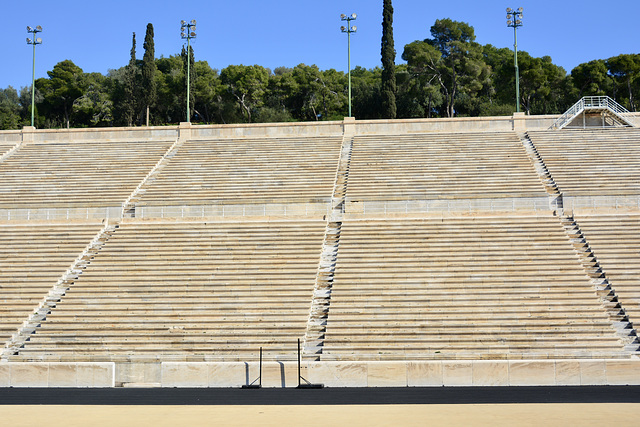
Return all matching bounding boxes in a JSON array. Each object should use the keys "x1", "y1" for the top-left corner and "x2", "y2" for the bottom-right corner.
[
  {"x1": 0, "y1": 139, "x2": 173, "y2": 216},
  {"x1": 549, "y1": 96, "x2": 635, "y2": 130},
  {"x1": 1, "y1": 221, "x2": 118, "y2": 360},
  {"x1": 521, "y1": 127, "x2": 640, "y2": 355},
  {"x1": 302, "y1": 132, "x2": 354, "y2": 358},
  {"x1": 519, "y1": 132, "x2": 563, "y2": 212},
  {"x1": 574, "y1": 214, "x2": 640, "y2": 330},
  {"x1": 2, "y1": 123, "x2": 640, "y2": 372},
  {"x1": 321, "y1": 216, "x2": 631, "y2": 360},
  {"x1": 132, "y1": 136, "x2": 342, "y2": 217},
  {"x1": 11, "y1": 220, "x2": 325, "y2": 361},
  {"x1": 0, "y1": 139, "x2": 22, "y2": 164},
  {"x1": 122, "y1": 137, "x2": 185, "y2": 217},
  {"x1": 559, "y1": 215, "x2": 639, "y2": 353}
]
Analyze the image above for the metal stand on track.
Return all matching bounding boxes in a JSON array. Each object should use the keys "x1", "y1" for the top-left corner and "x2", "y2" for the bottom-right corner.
[
  {"x1": 297, "y1": 338, "x2": 324, "y2": 389},
  {"x1": 242, "y1": 347, "x2": 262, "y2": 389}
]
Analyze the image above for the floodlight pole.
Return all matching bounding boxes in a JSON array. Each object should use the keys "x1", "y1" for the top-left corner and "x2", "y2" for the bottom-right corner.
[
  {"x1": 26, "y1": 26, "x2": 42, "y2": 127},
  {"x1": 506, "y1": 8, "x2": 523, "y2": 113},
  {"x1": 341, "y1": 14, "x2": 357, "y2": 118},
  {"x1": 181, "y1": 20, "x2": 197, "y2": 123}
]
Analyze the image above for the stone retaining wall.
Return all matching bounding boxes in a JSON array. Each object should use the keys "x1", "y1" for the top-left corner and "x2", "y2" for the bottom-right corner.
[
  {"x1": 3, "y1": 360, "x2": 639, "y2": 388},
  {"x1": 0, "y1": 363, "x2": 114, "y2": 387},
  {"x1": 3, "y1": 113, "x2": 608, "y2": 144}
]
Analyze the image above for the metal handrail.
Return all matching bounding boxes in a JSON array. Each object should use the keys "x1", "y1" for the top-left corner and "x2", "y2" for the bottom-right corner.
[{"x1": 550, "y1": 96, "x2": 632, "y2": 129}]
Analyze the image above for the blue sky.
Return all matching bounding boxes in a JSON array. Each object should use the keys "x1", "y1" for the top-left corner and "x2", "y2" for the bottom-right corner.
[{"x1": 2, "y1": 0, "x2": 639, "y2": 90}]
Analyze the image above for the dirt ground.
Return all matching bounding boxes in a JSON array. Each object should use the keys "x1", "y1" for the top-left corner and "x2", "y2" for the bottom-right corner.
[{"x1": 1, "y1": 404, "x2": 638, "y2": 427}]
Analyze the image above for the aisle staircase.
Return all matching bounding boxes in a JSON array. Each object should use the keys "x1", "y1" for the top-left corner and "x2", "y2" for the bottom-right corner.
[
  {"x1": 519, "y1": 132, "x2": 563, "y2": 212},
  {"x1": 302, "y1": 131, "x2": 354, "y2": 357},
  {"x1": 559, "y1": 215, "x2": 639, "y2": 354},
  {"x1": 2, "y1": 220, "x2": 119, "y2": 360},
  {"x1": 122, "y1": 137, "x2": 185, "y2": 217}
]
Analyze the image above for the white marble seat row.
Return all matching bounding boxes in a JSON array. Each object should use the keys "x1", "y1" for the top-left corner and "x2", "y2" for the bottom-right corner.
[
  {"x1": 0, "y1": 140, "x2": 172, "y2": 209},
  {"x1": 322, "y1": 215, "x2": 627, "y2": 360},
  {"x1": 0, "y1": 222, "x2": 103, "y2": 344},
  {"x1": 528, "y1": 128, "x2": 640, "y2": 198},
  {"x1": 13, "y1": 220, "x2": 325, "y2": 361},
  {"x1": 574, "y1": 213, "x2": 640, "y2": 327}
]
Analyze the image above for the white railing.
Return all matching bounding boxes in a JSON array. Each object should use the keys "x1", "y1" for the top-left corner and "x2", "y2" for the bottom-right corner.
[
  {"x1": 347, "y1": 197, "x2": 551, "y2": 214},
  {"x1": 136, "y1": 203, "x2": 332, "y2": 219},
  {"x1": 563, "y1": 195, "x2": 640, "y2": 211},
  {"x1": 550, "y1": 96, "x2": 633, "y2": 130},
  {"x1": 0, "y1": 206, "x2": 122, "y2": 221}
]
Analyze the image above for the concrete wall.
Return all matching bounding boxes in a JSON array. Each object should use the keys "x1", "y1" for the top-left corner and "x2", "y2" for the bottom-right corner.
[
  {"x1": 0, "y1": 131, "x2": 22, "y2": 144},
  {"x1": 345, "y1": 197, "x2": 551, "y2": 215},
  {"x1": 158, "y1": 360, "x2": 640, "y2": 388},
  {"x1": 0, "y1": 363, "x2": 114, "y2": 387},
  {"x1": 565, "y1": 195, "x2": 640, "y2": 212},
  {"x1": 22, "y1": 126, "x2": 178, "y2": 144},
  {"x1": 189, "y1": 121, "x2": 344, "y2": 139},
  {"x1": 3, "y1": 112, "x2": 639, "y2": 144},
  {"x1": 0, "y1": 114, "x2": 571, "y2": 145},
  {"x1": 1, "y1": 359, "x2": 638, "y2": 388}
]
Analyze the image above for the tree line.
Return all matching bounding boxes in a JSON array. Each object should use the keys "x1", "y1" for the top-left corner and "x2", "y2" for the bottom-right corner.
[{"x1": 1, "y1": 18, "x2": 639, "y2": 130}]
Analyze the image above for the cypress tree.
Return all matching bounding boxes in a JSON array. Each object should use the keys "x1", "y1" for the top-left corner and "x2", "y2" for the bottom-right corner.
[
  {"x1": 381, "y1": 0, "x2": 397, "y2": 118},
  {"x1": 142, "y1": 23, "x2": 157, "y2": 126},
  {"x1": 123, "y1": 32, "x2": 137, "y2": 126}
]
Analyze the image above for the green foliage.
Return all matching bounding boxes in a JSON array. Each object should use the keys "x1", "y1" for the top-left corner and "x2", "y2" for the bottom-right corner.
[
  {"x1": 37, "y1": 59, "x2": 86, "y2": 128},
  {"x1": 381, "y1": 0, "x2": 397, "y2": 119},
  {"x1": 142, "y1": 23, "x2": 157, "y2": 123},
  {"x1": 4, "y1": 19, "x2": 639, "y2": 128},
  {"x1": 607, "y1": 54, "x2": 640, "y2": 111},
  {"x1": 0, "y1": 87, "x2": 22, "y2": 129},
  {"x1": 220, "y1": 64, "x2": 270, "y2": 123}
]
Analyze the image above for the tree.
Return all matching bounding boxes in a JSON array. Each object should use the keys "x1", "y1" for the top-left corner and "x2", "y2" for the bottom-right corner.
[
  {"x1": 220, "y1": 64, "x2": 270, "y2": 123},
  {"x1": 381, "y1": 0, "x2": 396, "y2": 118},
  {"x1": 352, "y1": 66, "x2": 382, "y2": 119},
  {"x1": 395, "y1": 63, "x2": 443, "y2": 118},
  {"x1": 142, "y1": 23, "x2": 157, "y2": 125},
  {"x1": 122, "y1": 32, "x2": 139, "y2": 126},
  {"x1": 517, "y1": 53, "x2": 567, "y2": 114},
  {"x1": 38, "y1": 60, "x2": 86, "y2": 128},
  {"x1": 571, "y1": 59, "x2": 611, "y2": 97},
  {"x1": 607, "y1": 54, "x2": 640, "y2": 111},
  {"x1": 0, "y1": 87, "x2": 22, "y2": 129},
  {"x1": 192, "y1": 61, "x2": 225, "y2": 123},
  {"x1": 72, "y1": 72, "x2": 112, "y2": 127},
  {"x1": 403, "y1": 19, "x2": 490, "y2": 117},
  {"x1": 155, "y1": 55, "x2": 185, "y2": 124}
]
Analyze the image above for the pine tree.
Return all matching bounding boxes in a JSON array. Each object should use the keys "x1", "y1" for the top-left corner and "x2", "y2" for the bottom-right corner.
[
  {"x1": 142, "y1": 23, "x2": 157, "y2": 125},
  {"x1": 381, "y1": 0, "x2": 397, "y2": 118}
]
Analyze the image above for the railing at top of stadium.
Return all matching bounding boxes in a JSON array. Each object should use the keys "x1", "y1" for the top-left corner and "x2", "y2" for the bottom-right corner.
[{"x1": 550, "y1": 96, "x2": 632, "y2": 129}]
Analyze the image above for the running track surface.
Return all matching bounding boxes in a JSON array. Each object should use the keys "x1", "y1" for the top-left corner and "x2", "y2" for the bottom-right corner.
[{"x1": 1, "y1": 386, "x2": 639, "y2": 405}]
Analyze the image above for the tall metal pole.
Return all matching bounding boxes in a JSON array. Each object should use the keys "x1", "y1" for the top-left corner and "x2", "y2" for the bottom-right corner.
[
  {"x1": 506, "y1": 8, "x2": 523, "y2": 113},
  {"x1": 181, "y1": 20, "x2": 196, "y2": 123},
  {"x1": 347, "y1": 30, "x2": 352, "y2": 117},
  {"x1": 31, "y1": 39, "x2": 36, "y2": 126},
  {"x1": 26, "y1": 26, "x2": 42, "y2": 127},
  {"x1": 341, "y1": 14, "x2": 357, "y2": 118},
  {"x1": 186, "y1": 36, "x2": 191, "y2": 123},
  {"x1": 514, "y1": 25, "x2": 520, "y2": 113}
]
